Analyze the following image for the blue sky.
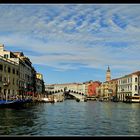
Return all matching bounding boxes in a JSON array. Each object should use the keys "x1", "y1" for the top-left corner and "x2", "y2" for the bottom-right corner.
[{"x1": 0, "y1": 4, "x2": 140, "y2": 84}]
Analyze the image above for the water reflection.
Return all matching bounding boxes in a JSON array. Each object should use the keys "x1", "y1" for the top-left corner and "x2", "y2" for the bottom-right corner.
[
  {"x1": 0, "y1": 101, "x2": 140, "y2": 136},
  {"x1": 0, "y1": 104, "x2": 38, "y2": 135},
  {"x1": 126, "y1": 104, "x2": 140, "y2": 135}
]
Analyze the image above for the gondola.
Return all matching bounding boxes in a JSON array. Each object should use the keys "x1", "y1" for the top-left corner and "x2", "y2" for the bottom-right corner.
[{"x1": 0, "y1": 98, "x2": 32, "y2": 108}]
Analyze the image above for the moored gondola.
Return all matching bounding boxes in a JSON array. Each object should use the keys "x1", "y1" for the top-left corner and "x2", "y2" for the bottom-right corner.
[{"x1": 0, "y1": 98, "x2": 33, "y2": 108}]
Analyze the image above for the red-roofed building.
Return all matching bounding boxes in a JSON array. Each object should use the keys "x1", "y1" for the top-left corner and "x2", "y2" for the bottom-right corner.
[{"x1": 86, "y1": 81, "x2": 101, "y2": 97}]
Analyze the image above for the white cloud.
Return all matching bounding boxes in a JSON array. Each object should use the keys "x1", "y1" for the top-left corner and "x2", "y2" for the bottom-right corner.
[{"x1": 0, "y1": 4, "x2": 140, "y2": 75}]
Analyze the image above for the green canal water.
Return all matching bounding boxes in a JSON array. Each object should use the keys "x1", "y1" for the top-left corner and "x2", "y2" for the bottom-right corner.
[{"x1": 0, "y1": 100, "x2": 140, "y2": 136}]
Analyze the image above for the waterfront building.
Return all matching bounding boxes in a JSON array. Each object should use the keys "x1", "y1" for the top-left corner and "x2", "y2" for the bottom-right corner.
[
  {"x1": 96, "y1": 66, "x2": 111, "y2": 98},
  {"x1": 36, "y1": 73, "x2": 45, "y2": 94},
  {"x1": 96, "y1": 79, "x2": 117, "y2": 99},
  {"x1": 108, "y1": 78, "x2": 118, "y2": 97},
  {"x1": 84, "y1": 80, "x2": 101, "y2": 97},
  {"x1": 13, "y1": 52, "x2": 36, "y2": 95},
  {"x1": 106, "y1": 66, "x2": 111, "y2": 82},
  {"x1": 117, "y1": 71, "x2": 140, "y2": 101},
  {"x1": 0, "y1": 44, "x2": 45, "y2": 97},
  {"x1": 97, "y1": 81, "x2": 109, "y2": 97},
  {"x1": 0, "y1": 45, "x2": 33, "y2": 95},
  {"x1": 96, "y1": 86, "x2": 101, "y2": 97},
  {"x1": 84, "y1": 82, "x2": 89, "y2": 95},
  {"x1": 0, "y1": 45, "x2": 26, "y2": 95},
  {"x1": 0, "y1": 55, "x2": 19, "y2": 100}
]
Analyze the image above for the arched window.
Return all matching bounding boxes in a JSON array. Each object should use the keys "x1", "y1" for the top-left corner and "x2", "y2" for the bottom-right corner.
[
  {"x1": 135, "y1": 77, "x2": 138, "y2": 82},
  {"x1": 135, "y1": 85, "x2": 137, "y2": 91}
]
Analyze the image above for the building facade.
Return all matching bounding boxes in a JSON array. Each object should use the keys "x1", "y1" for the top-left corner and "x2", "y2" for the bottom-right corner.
[
  {"x1": 13, "y1": 52, "x2": 35, "y2": 95},
  {"x1": 0, "y1": 55, "x2": 19, "y2": 100},
  {"x1": 117, "y1": 71, "x2": 140, "y2": 101},
  {"x1": 36, "y1": 73, "x2": 45, "y2": 94},
  {"x1": 108, "y1": 78, "x2": 118, "y2": 97},
  {"x1": 96, "y1": 82, "x2": 109, "y2": 97},
  {"x1": 96, "y1": 66, "x2": 113, "y2": 98},
  {"x1": 84, "y1": 80, "x2": 101, "y2": 97},
  {"x1": 0, "y1": 44, "x2": 45, "y2": 98}
]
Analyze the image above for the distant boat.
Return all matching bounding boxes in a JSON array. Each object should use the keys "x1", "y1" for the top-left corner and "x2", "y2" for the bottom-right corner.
[
  {"x1": 41, "y1": 97, "x2": 58, "y2": 103},
  {"x1": 75, "y1": 98, "x2": 87, "y2": 102},
  {"x1": 124, "y1": 95, "x2": 140, "y2": 103},
  {"x1": 98, "y1": 98, "x2": 103, "y2": 102},
  {"x1": 76, "y1": 98, "x2": 80, "y2": 102},
  {"x1": 41, "y1": 97, "x2": 50, "y2": 103}
]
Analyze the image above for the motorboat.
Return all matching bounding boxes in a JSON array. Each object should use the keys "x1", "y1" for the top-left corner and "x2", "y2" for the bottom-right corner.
[
  {"x1": 41, "y1": 97, "x2": 50, "y2": 103},
  {"x1": 124, "y1": 95, "x2": 140, "y2": 103}
]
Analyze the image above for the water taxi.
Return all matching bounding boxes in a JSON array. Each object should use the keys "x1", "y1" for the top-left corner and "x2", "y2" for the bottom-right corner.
[
  {"x1": 130, "y1": 96, "x2": 140, "y2": 103},
  {"x1": 124, "y1": 95, "x2": 140, "y2": 103}
]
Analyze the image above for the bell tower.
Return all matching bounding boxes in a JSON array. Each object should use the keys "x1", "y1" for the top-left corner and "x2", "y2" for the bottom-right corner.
[
  {"x1": 106, "y1": 65, "x2": 111, "y2": 82},
  {"x1": 0, "y1": 44, "x2": 4, "y2": 51}
]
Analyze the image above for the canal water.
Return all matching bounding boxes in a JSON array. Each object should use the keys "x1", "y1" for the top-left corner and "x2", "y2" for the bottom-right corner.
[{"x1": 0, "y1": 100, "x2": 140, "y2": 136}]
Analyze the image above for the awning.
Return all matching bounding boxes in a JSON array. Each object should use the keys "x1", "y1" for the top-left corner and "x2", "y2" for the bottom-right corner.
[{"x1": 25, "y1": 92, "x2": 34, "y2": 95}]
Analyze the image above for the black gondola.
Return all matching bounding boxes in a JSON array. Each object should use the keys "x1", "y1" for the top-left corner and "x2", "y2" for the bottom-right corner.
[{"x1": 0, "y1": 99, "x2": 32, "y2": 108}]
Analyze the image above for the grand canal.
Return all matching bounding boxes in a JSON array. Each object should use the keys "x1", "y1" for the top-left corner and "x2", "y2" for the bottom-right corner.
[{"x1": 0, "y1": 100, "x2": 140, "y2": 136}]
